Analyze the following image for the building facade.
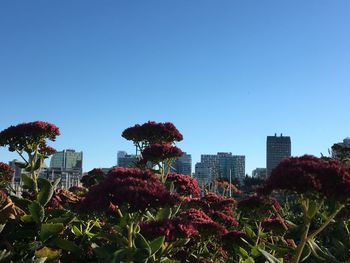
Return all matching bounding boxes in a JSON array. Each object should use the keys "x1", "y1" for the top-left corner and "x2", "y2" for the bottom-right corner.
[
  {"x1": 172, "y1": 152, "x2": 192, "y2": 175},
  {"x1": 43, "y1": 149, "x2": 83, "y2": 189},
  {"x1": 194, "y1": 162, "x2": 214, "y2": 186},
  {"x1": 117, "y1": 151, "x2": 137, "y2": 168},
  {"x1": 252, "y1": 168, "x2": 267, "y2": 179},
  {"x1": 195, "y1": 152, "x2": 246, "y2": 183},
  {"x1": 266, "y1": 134, "x2": 291, "y2": 177}
]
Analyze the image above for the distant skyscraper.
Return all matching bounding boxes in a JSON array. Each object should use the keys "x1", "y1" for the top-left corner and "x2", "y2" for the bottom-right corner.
[
  {"x1": 50, "y1": 149, "x2": 83, "y2": 170},
  {"x1": 194, "y1": 162, "x2": 214, "y2": 185},
  {"x1": 43, "y1": 149, "x2": 83, "y2": 189},
  {"x1": 232, "y1": 155, "x2": 245, "y2": 179},
  {"x1": 266, "y1": 134, "x2": 291, "y2": 177},
  {"x1": 198, "y1": 152, "x2": 245, "y2": 181},
  {"x1": 252, "y1": 168, "x2": 267, "y2": 179},
  {"x1": 172, "y1": 152, "x2": 192, "y2": 175},
  {"x1": 117, "y1": 151, "x2": 137, "y2": 168}
]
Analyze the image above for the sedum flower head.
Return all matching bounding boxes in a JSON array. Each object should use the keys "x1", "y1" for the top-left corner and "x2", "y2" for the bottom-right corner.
[
  {"x1": 0, "y1": 121, "x2": 60, "y2": 152},
  {"x1": 79, "y1": 168, "x2": 176, "y2": 213},
  {"x1": 167, "y1": 173, "x2": 201, "y2": 197},
  {"x1": 122, "y1": 121, "x2": 183, "y2": 144}
]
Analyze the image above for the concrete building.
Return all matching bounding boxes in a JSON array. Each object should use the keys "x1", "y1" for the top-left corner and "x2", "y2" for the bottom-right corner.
[
  {"x1": 194, "y1": 162, "x2": 214, "y2": 186},
  {"x1": 266, "y1": 134, "x2": 291, "y2": 177},
  {"x1": 172, "y1": 152, "x2": 192, "y2": 175},
  {"x1": 117, "y1": 151, "x2": 137, "y2": 168},
  {"x1": 197, "y1": 152, "x2": 246, "y2": 182},
  {"x1": 41, "y1": 149, "x2": 83, "y2": 189},
  {"x1": 252, "y1": 168, "x2": 267, "y2": 179}
]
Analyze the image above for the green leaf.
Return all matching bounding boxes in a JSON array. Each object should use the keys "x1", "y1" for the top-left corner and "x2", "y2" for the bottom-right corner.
[
  {"x1": 10, "y1": 195, "x2": 32, "y2": 211},
  {"x1": 135, "y1": 233, "x2": 151, "y2": 251},
  {"x1": 15, "y1": 161, "x2": 29, "y2": 169},
  {"x1": 149, "y1": 236, "x2": 164, "y2": 254},
  {"x1": 29, "y1": 201, "x2": 45, "y2": 224},
  {"x1": 243, "y1": 258, "x2": 255, "y2": 263},
  {"x1": 52, "y1": 178, "x2": 61, "y2": 190},
  {"x1": 21, "y1": 173, "x2": 35, "y2": 190},
  {"x1": 244, "y1": 225, "x2": 256, "y2": 239},
  {"x1": 50, "y1": 238, "x2": 80, "y2": 254},
  {"x1": 37, "y1": 178, "x2": 54, "y2": 206},
  {"x1": 156, "y1": 207, "x2": 172, "y2": 220},
  {"x1": 33, "y1": 157, "x2": 43, "y2": 171},
  {"x1": 258, "y1": 249, "x2": 282, "y2": 263},
  {"x1": 21, "y1": 215, "x2": 33, "y2": 222},
  {"x1": 40, "y1": 223, "x2": 64, "y2": 241},
  {"x1": 300, "y1": 244, "x2": 311, "y2": 262},
  {"x1": 71, "y1": 225, "x2": 83, "y2": 236},
  {"x1": 307, "y1": 200, "x2": 319, "y2": 219},
  {"x1": 239, "y1": 247, "x2": 249, "y2": 258},
  {"x1": 307, "y1": 239, "x2": 337, "y2": 261}
]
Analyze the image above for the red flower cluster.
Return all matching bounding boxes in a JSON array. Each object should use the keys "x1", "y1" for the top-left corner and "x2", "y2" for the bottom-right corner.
[
  {"x1": 38, "y1": 144, "x2": 57, "y2": 156},
  {"x1": 181, "y1": 193, "x2": 238, "y2": 230},
  {"x1": 0, "y1": 162, "x2": 14, "y2": 182},
  {"x1": 122, "y1": 121, "x2": 183, "y2": 144},
  {"x1": 142, "y1": 143, "x2": 183, "y2": 162},
  {"x1": 0, "y1": 121, "x2": 60, "y2": 152},
  {"x1": 202, "y1": 192, "x2": 236, "y2": 211},
  {"x1": 261, "y1": 218, "x2": 287, "y2": 234},
  {"x1": 79, "y1": 168, "x2": 176, "y2": 213},
  {"x1": 180, "y1": 208, "x2": 227, "y2": 236},
  {"x1": 264, "y1": 155, "x2": 350, "y2": 202},
  {"x1": 167, "y1": 173, "x2": 201, "y2": 197},
  {"x1": 237, "y1": 195, "x2": 281, "y2": 218},
  {"x1": 222, "y1": 230, "x2": 247, "y2": 247},
  {"x1": 81, "y1": 168, "x2": 106, "y2": 188},
  {"x1": 140, "y1": 219, "x2": 198, "y2": 242}
]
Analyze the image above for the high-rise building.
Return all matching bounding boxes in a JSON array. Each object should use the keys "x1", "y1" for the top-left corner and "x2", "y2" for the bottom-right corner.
[
  {"x1": 266, "y1": 134, "x2": 291, "y2": 177},
  {"x1": 194, "y1": 162, "x2": 214, "y2": 185},
  {"x1": 41, "y1": 149, "x2": 83, "y2": 189},
  {"x1": 50, "y1": 149, "x2": 83, "y2": 170},
  {"x1": 252, "y1": 168, "x2": 267, "y2": 179},
  {"x1": 232, "y1": 155, "x2": 245, "y2": 179},
  {"x1": 172, "y1": 152, "x2": 192, "y2": 175},
  {"x1": 198, "y1": 152, "x2": 245, "y2": 181},
  {"x1": 117, "y1": 151, "x2": 137, "y2": 168}
]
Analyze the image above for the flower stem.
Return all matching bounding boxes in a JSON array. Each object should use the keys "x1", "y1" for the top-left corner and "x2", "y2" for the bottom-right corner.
[{"x1": 307, "y1": 204, "x2": 345, "y2": 241}]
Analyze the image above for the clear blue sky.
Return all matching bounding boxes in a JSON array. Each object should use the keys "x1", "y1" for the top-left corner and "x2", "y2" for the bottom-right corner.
[{"x1": 1, "y1": 1, "x2": 349, "y2": 175}]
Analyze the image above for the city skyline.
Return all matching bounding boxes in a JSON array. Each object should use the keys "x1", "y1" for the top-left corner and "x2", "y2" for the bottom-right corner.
[{"x1": 1, "y1": 1, "x2": 350, "y2": 175}]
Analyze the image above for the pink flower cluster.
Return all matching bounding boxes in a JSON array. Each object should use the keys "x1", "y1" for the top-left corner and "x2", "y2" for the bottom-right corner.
[
  {"x1": 264, "y1": 155, "x2": 350, "y2": 202},
  {"x1": 142, "y1": 143, "x2": 183, "y2": 162},
  {"x1": 122, "y1": 121, "x2": 183, "y2": 144},
  {"x1": 79, "y1": 168, "x2": 176, "y2": 213},
  {"x1": 167, "y1": 173, "x2": 201, "y2": 197},
  {"x1": 140, "y1": 218, "x2": 198, "y2": 242},
  {"x1": 0, "y1": 162, "x2": 14, "y2": 182},
  {"x1": 0, "y1": 121, "x2": 60, "y2": 152}
]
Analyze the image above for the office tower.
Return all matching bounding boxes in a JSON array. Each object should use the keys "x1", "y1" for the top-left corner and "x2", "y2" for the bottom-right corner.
[
  {"x1": 172, "y1": 152, "x2": 192, "y2": 175},
  {"x1": 194, "y1": 162, "x2": 214, "y2": 185},
  {"x1": 266, "y1": 134, "x2": 291, "y2": 177},
  {"x1": 252, "y1": 168, "x2": 267, "y2": 179},
  {"x1": 201, "y1": 154, "x2": 219, "y2": 179},
  {"x1": 200, "y1": 152, "x2": 246, "y2": 181},
  {"x1": 42, "y1": 149, "x2": 83, "y2": 189},
  {"x1": 232, "y1": 155, "x2": 245, "y2": 179},
  {"x1": 117, "y1": 151, "x2": 137, "y2": 168},
  {"x1": 50, "y1": 149, "x2": 83, "y2": 170}
]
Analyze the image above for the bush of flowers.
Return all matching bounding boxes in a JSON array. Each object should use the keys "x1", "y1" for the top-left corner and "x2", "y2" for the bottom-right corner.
[{"x1": 0, "y1": 120, "x2": 350, "y2": 262}]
